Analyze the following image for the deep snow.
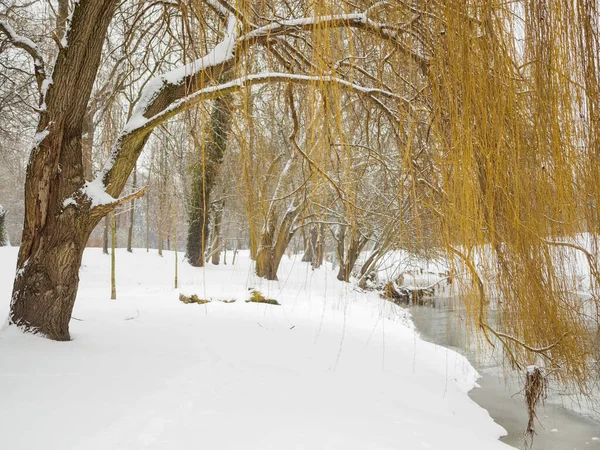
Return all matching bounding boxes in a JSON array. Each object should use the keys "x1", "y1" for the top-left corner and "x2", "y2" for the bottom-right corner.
[{"x1": 0, "y1": 247, "x2": 513, "y2": 449}]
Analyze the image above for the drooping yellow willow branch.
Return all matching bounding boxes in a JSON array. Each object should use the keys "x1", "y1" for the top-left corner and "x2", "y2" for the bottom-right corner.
[
  {"x1": 428, "y1": 0, "x2": 599, "y2": 390},
  {"x1": 185, "y1": 0, "x2": 599, "y2": 392}
]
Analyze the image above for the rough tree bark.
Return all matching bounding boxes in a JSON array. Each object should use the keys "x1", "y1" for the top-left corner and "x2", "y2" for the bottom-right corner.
[
  {"x1": 301, "y1": 228, "x2": 314, "y2": 262},
  {"x1": 8, "y1": 0, "x2": 123, "y2": 340},
  {"x1": 256, "y1": 202, "x2": 301, "y2": 280},
  {"x1": 302, "y1": 225, "x2": 324, "y2": 268},
  {"x1": 0, "y1": 205, "x2": 7, "y2": 246},
  {"x1": 81, "y1": 106, "x2": 95, "y2": 181},
  {"x1": 335, "y1": 225, "x2": 369, "y2": 282},
  {"x1": 186, "y1": 90, "x2": 232, "y2": 267}
]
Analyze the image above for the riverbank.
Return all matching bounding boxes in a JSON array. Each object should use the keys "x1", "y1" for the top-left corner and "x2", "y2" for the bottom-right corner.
[
  {"x1": 409, "y1": 300, "x2": 600, "y2": 449},
  {"x1": 0, "y1": 247, "x2": 513, "y2": 449}
]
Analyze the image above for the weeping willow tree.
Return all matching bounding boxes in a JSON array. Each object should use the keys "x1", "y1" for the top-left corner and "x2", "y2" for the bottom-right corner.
[
  {"x1": 2, "y1": 0, "x2": 599, "y2": 426},
  {"x1": 224, "y1": 2, "x2": 600, "y2": 428},
  {"x1": 416, "y1": 2, "x2": 600, "y2": 435}
]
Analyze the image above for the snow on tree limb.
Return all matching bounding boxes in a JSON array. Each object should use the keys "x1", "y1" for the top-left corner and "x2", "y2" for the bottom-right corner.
[
  {"x1": 129, "y1": 13, "x2": 239, "y2": 127},
  {"x1": 0, "y1": 20, "x2": 46, "y2": 90},
  {"x1": 131, "y1": 72, "x2": 406, "y2": 136},
  {"x1": 88, "y1": 5, "x2": 415, "y2": 207},
  {"x1": 130, "y1": 5, "x2": 419, "y2": 128},
  {"x1": 238, "y1": 11, "x2": 430, "y2": 72}
]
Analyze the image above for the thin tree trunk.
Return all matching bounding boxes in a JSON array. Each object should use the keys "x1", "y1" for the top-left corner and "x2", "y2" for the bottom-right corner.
[
  {"x1": 0, "y1": 205, "x2": 7, "y2": 246},
  {"x1": 314, "y1": 224, "x2": 324, "y2": 269},
  {"x1": 232, "y1": 244, "x2": 238, "y2": 265},
  {"x1": 174, "y1": 223, "x2": 178, "y2": 289},
  {"x1": 55, "y1": 0, "x2": 69, "y2": 38},
  {"x1": 127, "y1": 166, "x2": 136, "y2": 252},
  {"x1": 110, "y1": 210, "x2": 116, "y2": 300},
  {"x1": 103, "y1": 216, "x2": 109, "y2": 254},
  {"x1": 146, "y1": 190, "x2": 149, "y2": 252},
  {"x1": 302, "y1": 228, "x2": 313, "y2": 262},
  {"x1": 211, "y1": 200, "x2": 224, "y2": 265}
]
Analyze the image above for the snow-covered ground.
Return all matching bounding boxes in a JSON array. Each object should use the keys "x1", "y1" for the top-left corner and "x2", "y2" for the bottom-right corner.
[{"x1": 0, "y1": 247, "x2": 513, "y2": 450}]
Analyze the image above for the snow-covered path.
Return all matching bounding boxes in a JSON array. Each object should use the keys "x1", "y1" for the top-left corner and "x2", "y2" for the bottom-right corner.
[{"x1": 0, "y1": 247, "x2": 513, "y2": 449}]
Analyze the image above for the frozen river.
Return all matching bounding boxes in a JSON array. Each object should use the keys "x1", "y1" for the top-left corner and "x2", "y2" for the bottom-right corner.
[{"x1": 409, "y1": 298, "x2": 600, "y2": 449}]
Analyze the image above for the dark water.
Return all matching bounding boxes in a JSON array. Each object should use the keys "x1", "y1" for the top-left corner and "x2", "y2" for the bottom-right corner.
[{"x1": 409, "y1": 298, "x2": 600, "y2": 449}]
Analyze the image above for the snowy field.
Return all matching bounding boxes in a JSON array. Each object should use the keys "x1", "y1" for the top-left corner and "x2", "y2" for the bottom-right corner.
[{"x1": 0, "y1": 247, "x2": 513, "y2": 449}]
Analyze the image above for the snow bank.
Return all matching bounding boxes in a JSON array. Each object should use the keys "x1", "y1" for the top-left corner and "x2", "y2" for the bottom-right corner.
[{"x1": 0, "y1": 247, "x2": 512, "y2": 449}]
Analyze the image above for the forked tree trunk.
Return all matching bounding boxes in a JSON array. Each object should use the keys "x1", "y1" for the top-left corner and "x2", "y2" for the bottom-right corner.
[
  {"x1": 301, "y1": 228, "x2": 314, "y2": 262},
  {"x1": 302, "y1": 226, "x2": 324, "y2": 268},
  {"x1": 336, "y1": 226, "x2": 369, "y2": 282},
  {"x1": 359, "y1": 248, "x2": 380, "y2": 278},
  {"x1": 8, "y1": 0, "x2": 251, "y2": 340},
  {"x1": 9, "y1": 0, "x2": 120, "y2": 340},
  {"x1": 256, "y1": 203, "x2": 300, "y2": 280},
  {"x1": 256, "y1": 212, "x2": 277, "y2": 279}
]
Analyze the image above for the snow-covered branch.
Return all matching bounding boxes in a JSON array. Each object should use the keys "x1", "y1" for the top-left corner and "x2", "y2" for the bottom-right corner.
[
  {"x1": 131, "y1": 12, "x2": 239, "y2": 122},
  {"x1": 239, "y1": 11, "x2": 430, "y2": 72},
  {"x1": 0, "y1": 20, "x2": 46, "y2": 90},
  {"x1": 90, "y1": 4, "x2": 419, "y2": 207},
  {"x1": 130, "y1": 4, "x2": 419, "y2": 129},
  {"x1": 127, "y1": 72, "x2": 406, "y2": 137}
]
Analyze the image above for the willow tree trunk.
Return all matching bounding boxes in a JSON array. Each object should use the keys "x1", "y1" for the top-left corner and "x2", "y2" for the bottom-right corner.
[
  {"x1": 7, "y1": 0, "x2": 256, "y2": 341},
  {"x1": 187, "y1": 88, "x2": 232, "y2": 267},
  {"x1": 302, "y1": 226, "x2": 324, "y2": 268},
  {"x1": 314, "y1": 225, "x2": 324, "y2": 269},
  {"x1": 336, "y1": 227, "x2": 369, "y2": 282},
  {"x1": 256, "y1": 211, "x2": 277, "y2": 279},
  {"x1": 301, "y1": 228, "x2": 314, "y2": 262},
  {"x1": 256, "y1": 203, "x2": 300, "y2": 280},
  {"x1": 9, "y1": 0, "x2": 119, "y2": 341}
]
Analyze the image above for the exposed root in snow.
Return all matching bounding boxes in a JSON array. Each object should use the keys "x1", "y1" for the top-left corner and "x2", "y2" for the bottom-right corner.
[{"x1": 524, "y1": 365, "x2": 548, "y2": 448}]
